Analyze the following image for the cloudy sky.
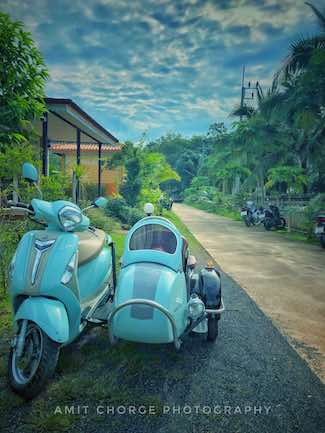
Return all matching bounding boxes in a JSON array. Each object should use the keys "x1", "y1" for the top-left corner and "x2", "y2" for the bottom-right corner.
[{"x1": 1, "y1": 0, "x2": 322, "y2": 142}]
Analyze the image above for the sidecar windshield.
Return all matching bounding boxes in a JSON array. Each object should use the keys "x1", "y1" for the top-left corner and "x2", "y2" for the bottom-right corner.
[{"x1": 129, "y1": 223, "x2": 177, "y2": 254}]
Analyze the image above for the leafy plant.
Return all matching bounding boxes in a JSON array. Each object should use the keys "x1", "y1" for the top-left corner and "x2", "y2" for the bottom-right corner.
[
  {"x1": 0, "y1": 12, "x2": 48, "y2": 149},
  {"x1": 266, "y1": 165, "x2": 308, "y2": 194}
]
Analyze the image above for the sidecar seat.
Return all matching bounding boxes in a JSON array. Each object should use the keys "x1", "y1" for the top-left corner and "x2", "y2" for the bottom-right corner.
[{"x1": 76, "y1": 228, "x2": 106, "y2": 265}]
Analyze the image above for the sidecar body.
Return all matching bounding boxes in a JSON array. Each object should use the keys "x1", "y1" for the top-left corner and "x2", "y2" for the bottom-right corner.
[{"x1": 108, "y1": 216, "x2": 224, "y2": 348}]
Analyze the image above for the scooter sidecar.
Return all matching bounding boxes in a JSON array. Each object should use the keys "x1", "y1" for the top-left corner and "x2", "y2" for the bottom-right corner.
[{"x1": 108, "y1": 215, "x2": 224, "y2": 348}]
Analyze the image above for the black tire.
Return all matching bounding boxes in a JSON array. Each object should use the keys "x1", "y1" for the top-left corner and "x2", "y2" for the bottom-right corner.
[
  {"x1": 264, "y1": 218, "x2": 273, "y2": 231},
  {"x1": 8, "y1": 321, "x2": 60, "y2": 400},
  {"x1": 244, "y1": 217, "x2": 251, "y2": 227},
  {"x1": 320, "y1": 234, "x2": 325, "y2": 249},
  {"x1": 280, "y1": 217, "x2": 286, "y2": 229},
  {"x1": 207, "y1": 316, "x2": 219, "y2": 342}
]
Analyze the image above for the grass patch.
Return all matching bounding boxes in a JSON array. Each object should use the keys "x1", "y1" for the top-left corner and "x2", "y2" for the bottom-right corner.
[
  {"x1": 214, "y1": 207, "x2": 241, "y2": 221},
  {"x1": 27, "y1": 412, "x2": 74, "y2": 433},
  {"x1": 164, "y1": 210, "x2": 202, "y2": 250},
  {"x1": 274, "y1": 228, "x2": 319, "y2": 245},
  {"x1": 0, "y1": 296, "x2": 12, "y2": 332},
  {"x1": 111, "y1": 230, "x2": 126, "y2": 262}
]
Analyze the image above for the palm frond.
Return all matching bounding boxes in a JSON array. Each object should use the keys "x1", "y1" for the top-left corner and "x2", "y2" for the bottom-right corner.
[
  {"x1": 230, "y1": 104, "x2": 256, "y2": 118},
  {"x1": 305, "y1": 2, "x2": 325, "y2": 31},
  {"x1": 275, "y1": 34, "x2": 325, "y2": 82}
]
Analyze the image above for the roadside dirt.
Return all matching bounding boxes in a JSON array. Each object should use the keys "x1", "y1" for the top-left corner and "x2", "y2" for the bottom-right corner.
[{"x1": 174, "y1": 203, "x2": 325, "y2": 383}]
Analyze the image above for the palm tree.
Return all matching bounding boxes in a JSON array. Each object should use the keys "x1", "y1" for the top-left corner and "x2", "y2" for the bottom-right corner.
[
  {"x1": 275, "y1": 2, "x2": 325, "y2": 81},
  {"x1": 230, "y1": 104, "x2": 256, "y2": 119}
]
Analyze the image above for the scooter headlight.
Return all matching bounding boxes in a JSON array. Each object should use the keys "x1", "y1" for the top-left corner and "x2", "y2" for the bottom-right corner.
[
  {"x1": 187, "y1": 295, "x2": 205, "y2": 320},
  {"x1": 61, "y1": 253, "x2": 77, "y2": 285},
  {"x1": 58, "y1": 206, "x2": 82, "y2": 231}
]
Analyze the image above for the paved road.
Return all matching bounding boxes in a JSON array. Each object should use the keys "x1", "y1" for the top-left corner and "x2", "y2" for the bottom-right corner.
[{"x1": 174, "y1": 203, "x2": 325, "y2": 383}]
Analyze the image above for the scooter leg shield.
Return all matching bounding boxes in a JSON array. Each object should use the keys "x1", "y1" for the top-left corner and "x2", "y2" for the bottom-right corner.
[{"x1": 14, "y1": 297, "x2": 69, "y2": 343}]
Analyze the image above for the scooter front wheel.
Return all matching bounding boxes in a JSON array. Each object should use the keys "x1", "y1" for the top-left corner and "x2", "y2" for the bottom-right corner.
[
  {"x1": 244, "y1": 217, "x2": 251, "y2": 227},
  {"x1": 8, "y1": 321, "x2": 60, "y2": 400}
]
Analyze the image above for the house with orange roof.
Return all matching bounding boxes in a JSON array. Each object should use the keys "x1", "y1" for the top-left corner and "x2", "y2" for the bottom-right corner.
[{"x1": 34, "y1": 98, "x2": 123, "y2": 200}]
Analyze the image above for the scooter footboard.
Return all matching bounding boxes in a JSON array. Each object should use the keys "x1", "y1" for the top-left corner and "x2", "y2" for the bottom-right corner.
[
  {"x1": 108, "y1": 299, "x2": 181, "y2": 348},
  {"x1": 14, "y1": 297, "x2": 69, "y2": 343}
]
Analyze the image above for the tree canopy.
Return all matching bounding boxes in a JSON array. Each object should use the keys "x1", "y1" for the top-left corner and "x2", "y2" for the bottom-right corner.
[{"x1": 0, "y1": 12, "x2": 48, "y2": 178}]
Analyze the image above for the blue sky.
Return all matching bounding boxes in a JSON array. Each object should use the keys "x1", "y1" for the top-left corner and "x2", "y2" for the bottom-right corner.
[{"x1": 1, "y1": 0, "x2": 323, "y2": 142}]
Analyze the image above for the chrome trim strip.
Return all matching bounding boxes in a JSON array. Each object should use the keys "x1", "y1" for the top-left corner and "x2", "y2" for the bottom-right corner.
[
  {"x1": 31, "y1": 239, "x2": 55, "y2": 285},
  {"x1": 107, "y1": 298, "x2": 181, "y2": 349},
  {"x1": 205, "y1": 298, "x2": 225, "y2": 315}
]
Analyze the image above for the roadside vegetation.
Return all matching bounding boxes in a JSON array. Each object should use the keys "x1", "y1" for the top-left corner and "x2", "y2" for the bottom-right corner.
[{"x1": 148, "y1": 3, "x2": 325, "y2": 234}]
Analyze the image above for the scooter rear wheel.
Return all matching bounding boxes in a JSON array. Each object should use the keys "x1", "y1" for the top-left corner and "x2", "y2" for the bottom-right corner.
[
  {"x1": 264, "y1": 218, "x2": 273, "y2": 231},
  {"x1": 8, "y1": 321, "x2": 60, "y2": 400},
  {"x1": 280, "y1": 217, "x2": 286, "y2": 229},
  {"x1": 320, "y1": 234, "x2": 325, "y2": 249}
]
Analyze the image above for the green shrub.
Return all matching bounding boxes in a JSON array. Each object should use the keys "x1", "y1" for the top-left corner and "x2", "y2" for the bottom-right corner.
[
  {"x1": 125, "y1": 207, "x2": 144, "y2": 226},
  {"x1": 81, "y1": 183, "x2": 104, "y2": 202},
  {"x1": 105, "y1": 197, "x2": 143, "y2": 227},
  {"x1": 86, "y1": 208, "x2": 121, "y2": 233},
  {"x1": 0, "y1": 218, "x2": 37, "y2": 296},
  {"x1": 303, "y1": 193, "x2": 325, "y2": 238},
  {"x1": 41, "y1": 173, "x2": 70, "y2": 201}
]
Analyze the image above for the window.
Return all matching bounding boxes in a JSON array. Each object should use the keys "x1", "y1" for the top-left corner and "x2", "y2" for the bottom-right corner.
[{"x1": 129, "y1": 224, "x2": 177, "y2": 254}]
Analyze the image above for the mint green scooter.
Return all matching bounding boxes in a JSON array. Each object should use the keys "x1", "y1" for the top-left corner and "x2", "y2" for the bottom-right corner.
[{"x1": 7, "y1": 163, "x2": 116, "y2": 399}]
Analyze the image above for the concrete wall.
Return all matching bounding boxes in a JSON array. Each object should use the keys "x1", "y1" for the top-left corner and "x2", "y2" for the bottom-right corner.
[{"x1": 62, "y1": 152, "x2": 123, "y2": 195}]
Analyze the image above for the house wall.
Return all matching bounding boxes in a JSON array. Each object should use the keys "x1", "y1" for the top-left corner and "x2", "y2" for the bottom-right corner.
[{"x1": 62, "y1": 152, "x2": 123, "y2": 195}]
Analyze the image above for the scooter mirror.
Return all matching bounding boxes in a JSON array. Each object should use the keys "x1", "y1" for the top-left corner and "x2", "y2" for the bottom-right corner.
[
  {"x1": 94, "y1": 196, "x2": 108, "y2": 209},
  {"x1": 22, "y1": 163, "x2": 39, "y2": 184}
]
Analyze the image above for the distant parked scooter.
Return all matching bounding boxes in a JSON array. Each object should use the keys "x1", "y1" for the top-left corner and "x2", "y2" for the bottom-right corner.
[
  {"x1": 240, "y1": 201, "x2": 265, "y2": 227},
  {"x1": 315, "y1": 211, "x2": 325, "y2": 249},
  {"x1": 7, "y1": 163, "x2": 116, "y2": 399},
  {"x1": 263, "y1": 205, "x2": 286, "y2": 231}
]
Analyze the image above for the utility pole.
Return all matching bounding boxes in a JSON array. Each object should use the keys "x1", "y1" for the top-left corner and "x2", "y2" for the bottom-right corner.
[
  {"x1": 239, "y1": 65, "x2": 262, "y2": 120},
  {"x1": 240, "y1": 65, "x2": 245, "y2": 121},
  {"x1": 235, "y1": 66, "x2": 262, "y2": 196}
]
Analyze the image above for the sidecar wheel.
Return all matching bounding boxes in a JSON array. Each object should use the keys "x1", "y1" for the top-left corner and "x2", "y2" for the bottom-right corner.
[
  {"x1": 207, "y1": 316, "x2": 219, "y2": 342},
  {"x1": 8, "y1": 321, "x2": 60, "y2": 400}
]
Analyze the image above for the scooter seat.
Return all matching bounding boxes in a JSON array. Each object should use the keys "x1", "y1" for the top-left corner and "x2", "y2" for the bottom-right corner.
[{"x1": 76, "y1": 228, "x2": 106, "y2": 266}]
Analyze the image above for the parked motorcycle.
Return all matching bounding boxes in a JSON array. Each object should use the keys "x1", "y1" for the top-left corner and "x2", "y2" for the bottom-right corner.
[
  {"x1": 240, "y1": 201, "x2": 265, "y2": 227},
  {"x1": 7, "y1": 163, "x2": 115, "y2": 399},
  {"x1": 315, "y1": 211, "x2": 325, "y2": 249},
  {"x1": 263, "y1": 205, "x2": 286, "y2": 231}
]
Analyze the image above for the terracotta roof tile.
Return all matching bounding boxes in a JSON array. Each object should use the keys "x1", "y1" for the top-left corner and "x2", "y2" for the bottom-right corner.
[{"x1": 50, "y1": 143, "x2": 122, "y2": 153}]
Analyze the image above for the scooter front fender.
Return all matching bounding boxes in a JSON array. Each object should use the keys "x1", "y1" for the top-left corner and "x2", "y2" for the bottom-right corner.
[{"x1": 14, "y1": 297, "x2": 69, "y2": 343}]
